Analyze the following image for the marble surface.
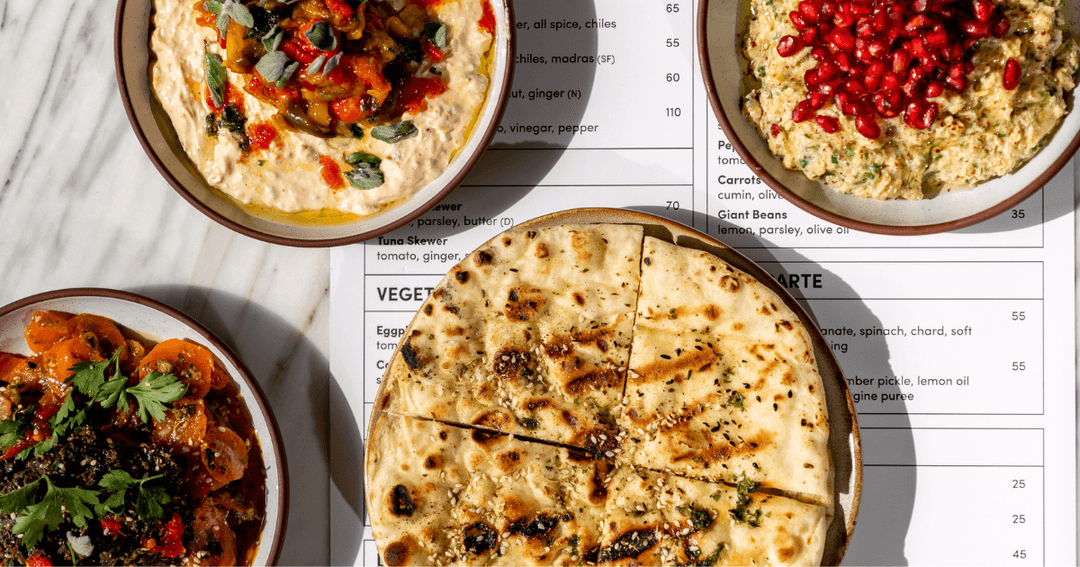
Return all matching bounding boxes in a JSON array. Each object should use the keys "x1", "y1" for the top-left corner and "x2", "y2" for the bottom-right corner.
[{"x1": 0, "y1": 1, "x2": 329, "y2": 565}]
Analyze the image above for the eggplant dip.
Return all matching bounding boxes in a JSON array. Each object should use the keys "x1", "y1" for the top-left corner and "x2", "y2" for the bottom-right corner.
[
  {"x1": 743, "y1": 0, "x2": 1080, "y2": 199},
  {"x1": 151, "y1": 0, "x2": 495, "y2": 216}
]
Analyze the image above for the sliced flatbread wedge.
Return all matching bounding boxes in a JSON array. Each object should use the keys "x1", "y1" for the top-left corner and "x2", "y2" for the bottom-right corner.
[
  {"x1": 597, "y1": 466, "x2": 828, "y2": 566},
  {"x1": 380, "y1": 224, "x2": 644, "y2": 446},
  {"x1": 367, "y1": 412, "x2": 610, "y2": 566},
  {"x1": 619, "y1": 237, "x2": 831, "y2": 508}
]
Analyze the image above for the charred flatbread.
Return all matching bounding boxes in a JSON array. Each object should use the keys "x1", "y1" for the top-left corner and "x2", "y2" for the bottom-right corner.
[{"x1": 368, "y1": 224, "x2": 835, "y2": 566}]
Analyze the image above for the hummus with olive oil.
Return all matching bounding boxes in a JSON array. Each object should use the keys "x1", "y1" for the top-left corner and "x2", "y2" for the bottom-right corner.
[
  {"x1": 151, "y1": 0, "x2": 492, "y2": 216},
  {"x1": 743, "y1": 0, "x2": 1080, "y2": 200}
]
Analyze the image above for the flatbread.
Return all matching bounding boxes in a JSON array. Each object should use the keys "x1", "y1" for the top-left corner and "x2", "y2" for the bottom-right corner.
[
  {"x1": 369, "y1": 224, "x2": 835, "y2": 566},
  {"x1": 379, "y1": 224, "x2": 644, "y2": 445},
  {"x1": 598, "y1": 466, "x2": 828, "y2": 566},
  {"x1": 619, "y1": 237, "x2": 831, "y2": 508}
]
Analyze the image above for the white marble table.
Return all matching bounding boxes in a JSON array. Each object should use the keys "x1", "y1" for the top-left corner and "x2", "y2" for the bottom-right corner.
[{"x1": 0, "y1": 1, "x2": 329, "y2": 564}]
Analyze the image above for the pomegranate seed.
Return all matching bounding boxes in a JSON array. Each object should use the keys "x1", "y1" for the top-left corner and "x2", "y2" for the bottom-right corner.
[
  {"x1": 908, "y1": 38, "x2": 928, "y2": 59},
  {"x1": 926, "y1": 30, "x2": 948, "y2": 48},
  {"x1": 851, "y1": 3, "x2": 872, "y2": 17},
  {"x1": 964, "y1": 36, "x2": 980, "y2": 50},
  {"x1": 818, "y1": 60, "x2": 840, "y2": 81},
  {"x1": 904, "y1": 14, "x2": 932, "y2": 33},
  {"x1": 892, "y1": 50, "x2": 912, "y2": 73},
  {"x1": 829, "y1": 27, "x2": 857, "y2": 51},
  {"x1": 872, "y1": 13, "x2": 887, "y2": 32},
  {"x1": 816, "y1": 115, "x2": 842, "y2": 132},
  {"x1": 800, "y1": 0, "x2": 822, "y2": 23},
  {"x1": 881, "y1": 72, "x2": 902, "y2": 93},
  {"x1": 805, "y1": 67, "x2": 822, "y2": 87},
  {"x1": 922, "y1": 101, "x2": 939, "y2": 127},
  {"x1": 801, "y1": 26, "x2": 819, "y2": 44},
  {"x1": 907, "y1": 66, "x2": 927, "y2": 84},
  {"x1": 864, "y1": 74, "x2": 882, "y2": 90},
  {"x1": 844, "y1": 79, "x2": 868, "y2": 95},
  {"x1": 925, "y1": 81, "x2": 945, "y2": 97},
  {"x1": 904, "y1": 99, "x2": 925, "y2": 128},
  {"x1": 821, "y1": 0, "x2": 838, "y2": 18},
  {"x1": 834, "y1": 11, "x2": 855, "y2": 27},
  {"x1": 835, "y1": 90, "x2": 853, "y2": 107},
  {"x1": 790, "y1": 11, "x2": 809, "y2": 31},
  {"x1": 1003, "y1": 57, "x2": 1021, "y2": 90},
  {"x1": 856, "y1": 19, "x2": 875, "y2": 37},
  {"x1": 945, "y1": 73, "x2": 966, "y2": 91},
  {"x1": 835, "y1": 52, "x2": 855, "y2": 71},
  {"x1": 810, "y1": 91, "x2": 828, "y2": 109},
  {"x1": 991, "y1": 14, "x2": 1009, "y2": 36},
  {"x1": 819, "y1": 79, "x2": 844, "y2": 95},
  {"x1": 964, "y1": 60, "x2": 974, "y2": 74},
  {"x1": 912, "y1": 0, "x2": 929, "y2": 12},
  {"x1": 972, "y1": 0, "x2": 993, "y2": 22},
  {"x1": 945, "y1": 44, "x2": 965, "y2": 62},
  {"x1": 867, "y1": 38, "x2": 889, "y2": 58},
  {"x1": 792, "y1": 99, "x2": 816, "y2": 122},
  {"x1": 856, "y1": 115, "x2": 882, "y2": 139},
  {"x1": 778, "y1": 35, "x2": 805, "y2": 57},
  {"x1": 867, "y1": 60, "x2": 888, "y2": 76},
  {"x1": 771, "y1": 123, "x2": 781, "y2": 137},
  {"x1": 902, "y1": 79, "x2": 924, "y2": 98},
  {"x1": 811, "y1": 46, "x2": 830, "y2": 61},
  {"x1": 962, "y1": 19, "x2": 990, "y2": 37}
]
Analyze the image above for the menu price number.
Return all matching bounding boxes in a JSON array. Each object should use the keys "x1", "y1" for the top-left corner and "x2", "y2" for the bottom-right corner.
[
  {"x1": 666, "y1": 200, "x2": 681, "y2": 210},
  {"x1": 1011, "y1": 361, "x2": 1026, "y2": 372},
  {"x1": 1012, "y1": 478, "x2": 1026, "y2": 488},
  {"x1": 1013, "y1": 550, "x2": 1028, "y2": 560},
  {"x1": 1011, "y1": 311, "x2": 1026, "y2": 321},
  {"x1": 1011, "y1": 208, "x2": 1026, "y2": 219},
  {"x1": 666, "y1": 3, "x2": 680, "y2": 12},
  {"x1": 1012, "y1": 514, "x2": 1026, "y2": 524}
]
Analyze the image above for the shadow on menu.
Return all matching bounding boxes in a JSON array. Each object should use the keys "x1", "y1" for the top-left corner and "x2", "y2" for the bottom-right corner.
[
  {"x1": 631, "y1": 207, "x2": 918, "y2": 566},
  {"x1": 387, "y1": 1, "x2": 602, "y2": 241},
  {"x1": 130, "y1": 284, "x2": 332, "y2": 567}
]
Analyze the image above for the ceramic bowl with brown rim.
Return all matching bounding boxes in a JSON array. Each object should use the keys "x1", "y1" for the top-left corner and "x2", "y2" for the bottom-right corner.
[
  {"x1": 698, "y1": 0, "x2": 1080, "y2": 235},
  {"x1": 115, "y1": 0, "x2": 514, "y2": 247},
  {"x1": 0, "y1": 288, "x2": 288, "y2": 565}
]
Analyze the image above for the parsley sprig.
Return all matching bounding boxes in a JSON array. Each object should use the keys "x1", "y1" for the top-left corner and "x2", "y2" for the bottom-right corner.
[
  {"x1": 0, "y1": 475, "x2": 100, "y2": 550},
  {"x1": 65, "y1": 348, "x2": 188, "y2": 423},
  {"x1": 96, "y1": 471, "x2": 171, "y2": 522}
]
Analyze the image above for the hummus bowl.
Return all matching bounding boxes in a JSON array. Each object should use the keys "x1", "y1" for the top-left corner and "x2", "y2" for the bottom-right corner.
[
  {"x1": 0, "y1": 288, "x2": 287, "y2": 565},
  {"x1": 116, "y1": 0, "x2": 514, "y2": 246},
  {"x1": 699, "y1": 0, "x2": 1080, "y2": 234}
]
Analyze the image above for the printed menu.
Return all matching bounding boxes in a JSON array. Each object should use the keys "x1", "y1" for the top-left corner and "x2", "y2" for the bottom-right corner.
[{"x1": 329, "y1": 0, "x2": 1077, "y2": 564}]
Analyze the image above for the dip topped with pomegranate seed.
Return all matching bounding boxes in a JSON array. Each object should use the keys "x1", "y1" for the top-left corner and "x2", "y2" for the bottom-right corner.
[{"x1": 743, "y1": 0, "x2": 1080, "y2": 200}]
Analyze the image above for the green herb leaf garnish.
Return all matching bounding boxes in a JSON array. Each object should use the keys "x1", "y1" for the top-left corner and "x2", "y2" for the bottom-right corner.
[
  {"x1": 344, "y1": 160, "x2": 385, "y2": 190},
  {"x1": 304, "y1": 20, "x2": 338, "y2": 51},
  {"x1": 96, "y1": 471, "x2": 171, "y2": 523},
  {"x1": 425, "y1": 22, "x2": 448, "y2": 49},
  {"x1": 223, "y1": 0, "x2": 254, "y2": 28},
  {"x1": 262, "y1": 25, "x2": 283, "y2": 52},
  {"x1": 307, "y1": 54, "x2": 327, "y2": 75},
  {"x1": 205, "y1": 52, "x2": 227, "y2": 108},
  {"x1": 371, "y1": 121, "x2": 418, "y2": 143},
  {"x1": 255, "y1": 50, "x2": 290, "y2": 82},
  {"x1": 0, "y1": 475, "x2": 101, "y2": 550},
  {"x1": 124, "y1": 372, "x2": 187, "y2": 423}
]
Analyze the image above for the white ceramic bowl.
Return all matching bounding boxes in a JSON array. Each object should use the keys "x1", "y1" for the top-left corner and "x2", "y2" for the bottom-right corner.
[
  {"x1": 0, "y1": 288, "x2": 288, "y2": 566},
  {"x1": 115, "y1": 1, "x2": 515, "y2": 247},
  {"x1": 698, "y1": 0, "x2": 1080, "y2": 235}
]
